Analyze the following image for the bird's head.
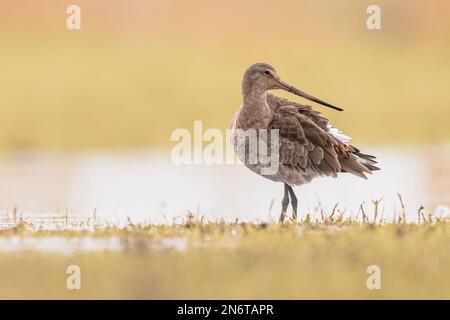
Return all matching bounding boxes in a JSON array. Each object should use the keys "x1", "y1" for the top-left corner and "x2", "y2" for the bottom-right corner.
[{"x1": 242, "y1": 63, "x2": 343, "y2": 111}]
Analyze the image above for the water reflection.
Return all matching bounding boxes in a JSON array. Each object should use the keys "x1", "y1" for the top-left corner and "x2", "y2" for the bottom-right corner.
[{"x1": 0, "y1": 146, "x2": 448, "y2": 224}]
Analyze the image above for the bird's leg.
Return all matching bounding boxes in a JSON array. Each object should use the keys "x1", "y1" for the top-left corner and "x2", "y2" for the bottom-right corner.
[
  {"x1": 279, "y1": 183, "x2": 290, "y2": 223},
  {"x1": 287, "y1": 185, "x2": 298, "y2": 221}
]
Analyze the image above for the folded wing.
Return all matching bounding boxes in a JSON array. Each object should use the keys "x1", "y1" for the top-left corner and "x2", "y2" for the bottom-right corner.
[{"x1": 267, "y1": 95, "x2": 379, "y2": 179}]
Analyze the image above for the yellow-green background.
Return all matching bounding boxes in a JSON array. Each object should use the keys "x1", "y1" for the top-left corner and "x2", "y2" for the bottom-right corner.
[
  {"x1": 0, "y1": 1, "x2": 449, "y2": 300},
  {"x1": 1, "y1": 0, "x2": 449, "y2": 151}
]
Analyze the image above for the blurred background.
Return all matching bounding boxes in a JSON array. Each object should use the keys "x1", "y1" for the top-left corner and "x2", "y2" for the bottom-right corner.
[{"x1": 0, "y1": 0, "x2": 449, "y2": 223}]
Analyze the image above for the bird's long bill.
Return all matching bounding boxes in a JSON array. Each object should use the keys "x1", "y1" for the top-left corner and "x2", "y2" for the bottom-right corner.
[{"x1": 278, "y1": 81, "x2": 343, "y2": 111}]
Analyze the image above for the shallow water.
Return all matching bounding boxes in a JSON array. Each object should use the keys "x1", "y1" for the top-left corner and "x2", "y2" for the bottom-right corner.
[
  {"x1": 0, "y1": 146, "x2": 448, "y2": 225},
  {"x1": 0, "y1": 236, "x2": 188, "y2": 253}
]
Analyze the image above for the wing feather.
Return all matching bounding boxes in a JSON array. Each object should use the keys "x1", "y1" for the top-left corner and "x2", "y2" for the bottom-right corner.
[
  {"x1": 269, "y1": 105, "x2": 340, "y2": 178},
  {"x1": 267, "y1": 95, "x2": 379, "y2": 179}
]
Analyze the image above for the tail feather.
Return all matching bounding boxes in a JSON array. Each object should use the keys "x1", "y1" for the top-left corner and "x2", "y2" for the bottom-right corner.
[
  {"x1": 354, "y1": 151, "x2": 380, "y2": 172},
  {"x1": 339, "y1": 145, "x2": 379, "y2": 179}
]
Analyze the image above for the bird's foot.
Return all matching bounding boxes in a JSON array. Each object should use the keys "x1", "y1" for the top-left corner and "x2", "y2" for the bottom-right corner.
[
  {"x1": 279, "y1": 211, "x2": 287, "y2": 223},
  {"x1": 292, "y1": 210, "x2": 298, "y2": 221}
]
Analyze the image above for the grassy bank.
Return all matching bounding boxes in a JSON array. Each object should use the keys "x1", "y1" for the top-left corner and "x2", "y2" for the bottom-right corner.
[{"x1": 0, "y1": 217, "x2": 448, "y2": 299}]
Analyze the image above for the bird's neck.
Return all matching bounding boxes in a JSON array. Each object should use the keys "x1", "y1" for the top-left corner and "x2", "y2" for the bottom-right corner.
[
  {"x1": 239, "y1": 87, "x2": 272, "y2": 130},
  {"x1": 243, "y1": 87, "x2": 267, "y2": 104}
]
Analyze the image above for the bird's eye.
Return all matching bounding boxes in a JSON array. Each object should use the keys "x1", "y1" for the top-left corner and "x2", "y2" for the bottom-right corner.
[{"x1": 264, "y1": 70, "x2": 271, "y2": 75}]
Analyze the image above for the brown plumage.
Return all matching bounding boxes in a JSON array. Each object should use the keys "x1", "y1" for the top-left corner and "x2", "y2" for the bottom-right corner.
[{"x1": 231, "y1": 63, "x2": 379, "y2": 222}]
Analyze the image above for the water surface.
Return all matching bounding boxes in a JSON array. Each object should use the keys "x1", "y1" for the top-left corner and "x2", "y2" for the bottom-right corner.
[{"x1": 0, "y1": 146, "x2": 448, "y2": 225}]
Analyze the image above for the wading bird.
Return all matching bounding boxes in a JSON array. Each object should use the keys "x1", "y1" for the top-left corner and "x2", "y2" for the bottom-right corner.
[{"x1": 231, "y1": 63, "x2": 379, "y2": 222}]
